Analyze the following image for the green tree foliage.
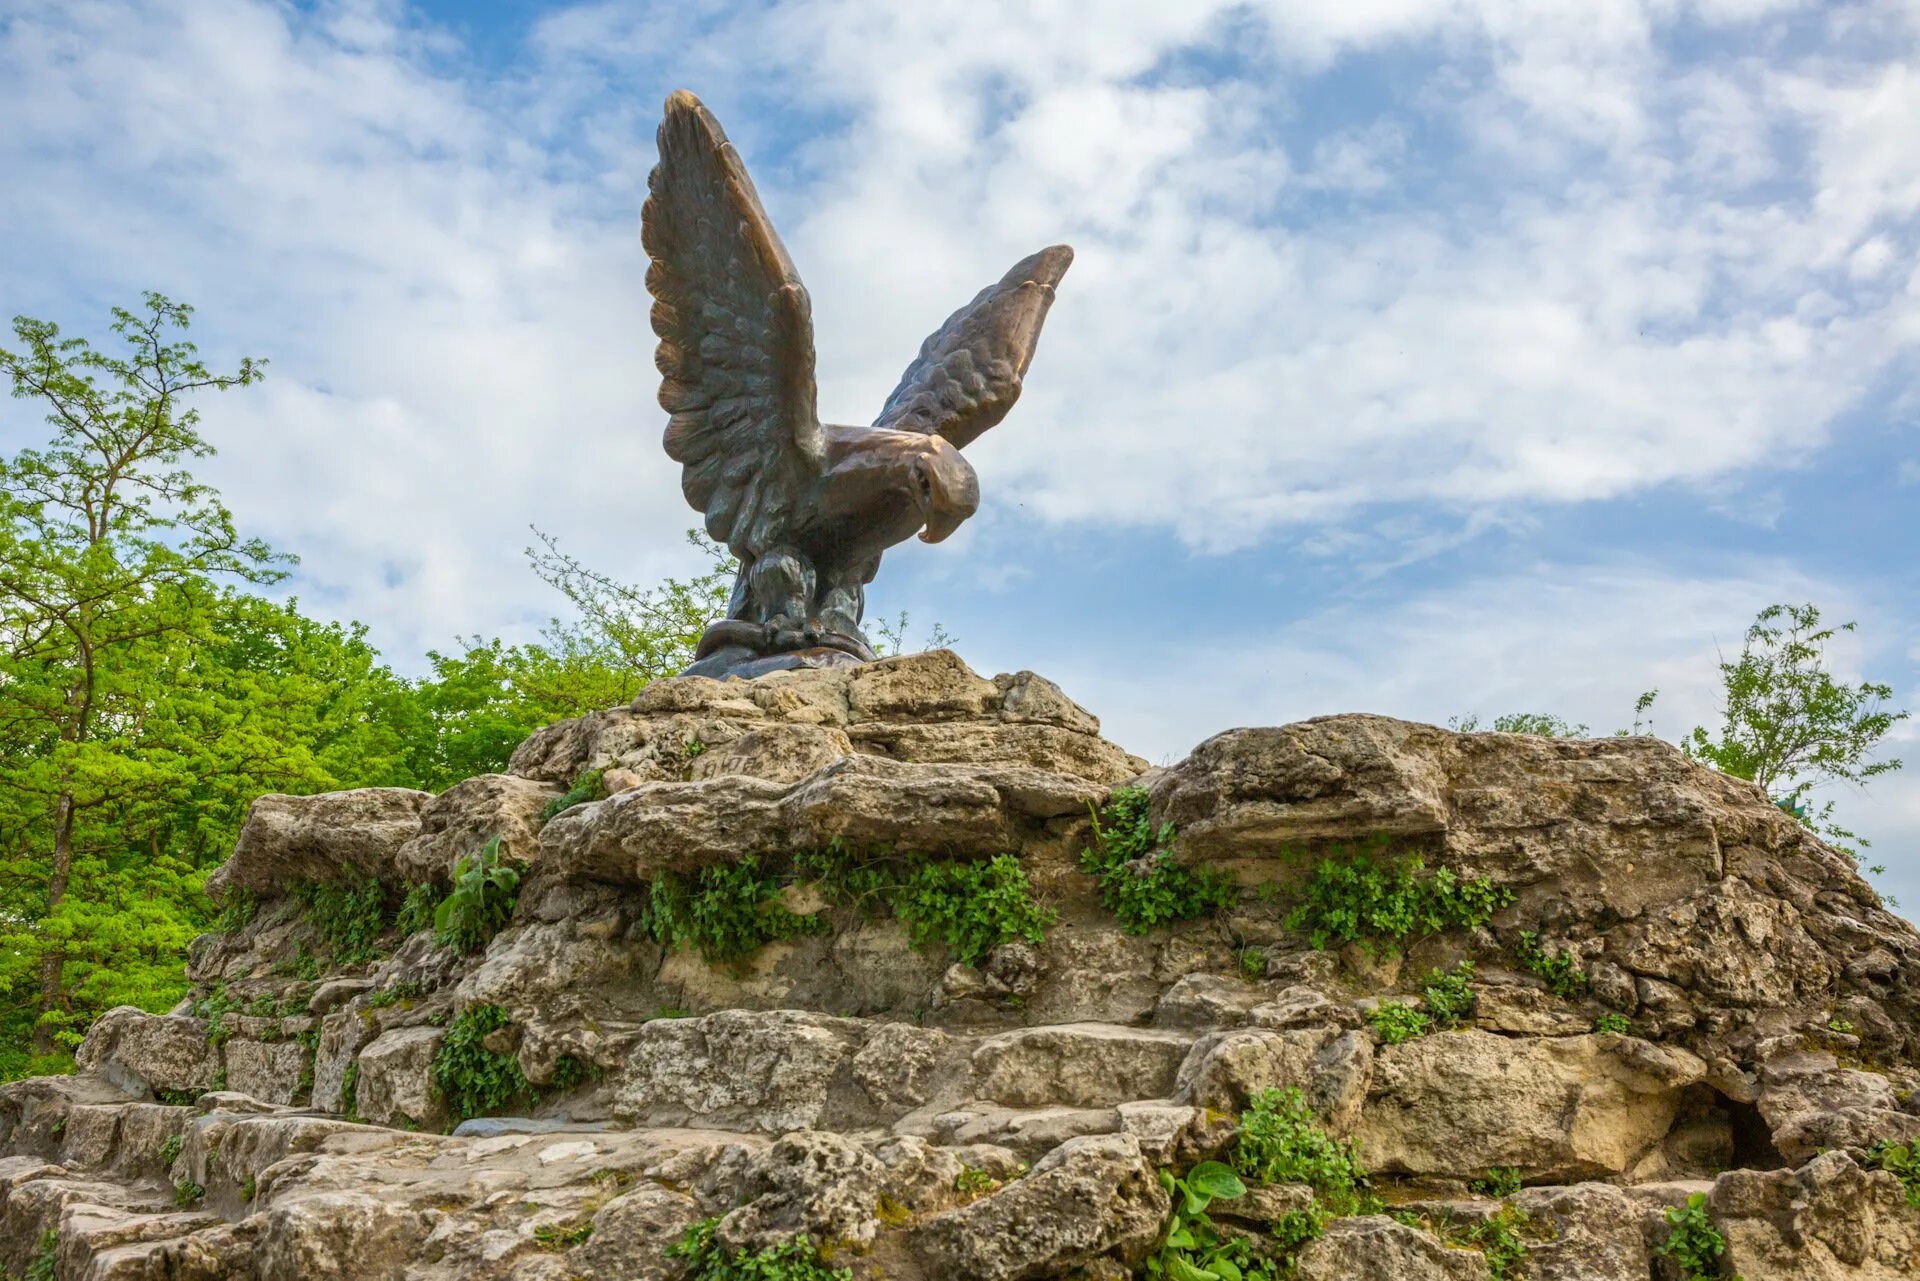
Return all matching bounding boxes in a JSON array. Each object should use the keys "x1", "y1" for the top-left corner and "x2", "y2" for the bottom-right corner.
[
  {"x1": 1449, "y1": 712, "x2": 1590, "y2": 737},
  {"x1": 1676, "y1": 603, "x2": 1906, "y2": 865}
]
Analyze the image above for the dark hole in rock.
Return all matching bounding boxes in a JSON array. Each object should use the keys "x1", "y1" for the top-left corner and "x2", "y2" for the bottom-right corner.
[{"x1": 1724, "y1": 1094, "x2": 1786, "y2": 1171}]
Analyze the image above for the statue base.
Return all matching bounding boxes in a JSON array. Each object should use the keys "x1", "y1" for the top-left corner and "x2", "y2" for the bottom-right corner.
[{"x1": 681, "y1": 619, "x2": 876, "y2": 680}]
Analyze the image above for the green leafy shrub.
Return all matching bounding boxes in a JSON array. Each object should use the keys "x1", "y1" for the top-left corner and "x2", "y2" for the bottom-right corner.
[
  {"x1": 1658, "y1": 1192, "x2": 1737, "y2": 1280},
  {"x1": 1233, "y1": 1087, "x2": 1373, "y2": 1214},
  {"x1": 432, "y1": 1004, "x2": 529, "y2": 1125},
  {"x1": 174, "y1": 1178, "x2": 204, "y2": 1206},
  {"x1": 895, "y1": 855, "x2": 1054, "y2": 965},
  {"x1": 1080, "y1": 787, "x2": 1236, "y2": 933},
  {"x1": 1865, "y1": 1139, "x2": 1920, "y2": 1206},
  {"x1": 1236, "y1": 946, "x2": 1268, "y2": 979},
  {"x1": 216, "y1": 889, "x2": 259, "y2": 935},
  {"x1": 548, "y1": 1054, "x2": 597, "y2": 1093},
  {"x1": 293, "y1": 877, "x2": 390, "y2": 964},
  {"x1": 434, "y1": 838, "x2": 522, "y2": 953},
  {"x1": 793, "y1": 838, "x2": 897, "y2": 909},
  {"x1": 646, "y1": 857, "x2": 824, "y2": 965},
  {"x1": 395, "y1": 882, "x2": 438, "y2": 935},
  {"x1": 1368, "y1": 1001, "x2": 1432, "y2": 1044},
  {"x1": 1146, "y1": 1161, "x2": 1285, "y2": 1281},
  {"x1": 1469, "y1": 1167, "x2": 1524, "y2": 1198},
  {"x1": 1285, "y1": 843, "x2": 1510, "y2": 954},
  {"x1": 159, "y1": 1133, "x2": 184, "y2": 1167},
  {"x1": 541, "y1": 769, "x2": 606, "y2": 822},
  {"x1": 340, "y1": 1060, "x2": 361, "y2": 1121},
  {"x1": 1513, "y1": 931, "x2": 1588, "y2": 998},
  {"x1": 1421, "y1": 961, "x2": 1476, "y2": 1027},
  {"x1": 666, "y1": 1217, "x2": 851, "y2": 1280},
  {"x1": 363, "y1": 980, "x2": 427, "y2": 1009},
  {"x1": 24, "y1": 1230, "x2": 56, "y2": 1281},
  {"x1": 954, "y1": 1166, "x2": 999, "y2": 1198},
  {"x1": 1593, "y1": 1011, "x2": 1631, "y2": 1035}
]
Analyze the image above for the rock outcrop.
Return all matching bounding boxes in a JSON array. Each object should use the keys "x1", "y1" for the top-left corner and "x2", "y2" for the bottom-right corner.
[{"x1": 3, "y1": 651, "x2": 1917, "y2": 1279}]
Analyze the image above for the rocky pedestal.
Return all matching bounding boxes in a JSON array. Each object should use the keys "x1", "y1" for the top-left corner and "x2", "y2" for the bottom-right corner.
[{"x1": 2, "y1": 651, "x2": 1917, "y2": 1280}]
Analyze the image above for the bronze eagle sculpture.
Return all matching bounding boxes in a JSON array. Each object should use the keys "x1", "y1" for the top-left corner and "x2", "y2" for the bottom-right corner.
[{"x1": 645, "y1": 91, "x2": 1072, "y2": 679}]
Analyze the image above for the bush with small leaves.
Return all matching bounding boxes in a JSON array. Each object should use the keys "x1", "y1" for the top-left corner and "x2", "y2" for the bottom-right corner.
[
  {"x1": 1080, "y1": 787, "x2": 1237, "y2": 933},
  {"x1": 434, "y1": 838, "x2": 522, "y2": 953},
  {"x1": 1513, "y1": 931, "x2": 1588, "y2": 999},
  {"x1": 1421, "y1": 961, "x2": 1476, "y2": 1027},
  {"x1": 1285, "y1": 842, "x2": 1511, "y2": 955},
  {"x1": 894, "y1": 854, "x2": 1054, "y2": 965},
  {"x1": 1659, "y1": 1192, "x2": 1738, "y2": 1280},
  {"x1": 666, "y1": 1217, "x2": 851, "y2": 1281},
  {"x1": 541, "y1": 768, "x2": 605, "y2": 822},
  {"x1": 395, "y1": 882, "x2": 438, "y2": 936},
  {"x1": 954, "y1": 1166, "x2": 999, "y2": 1198},
  {"x1": 646, "y1": 856, "x2": 824, "y2": 965},
  {"x1": 1145, "y1": 1161, "x2": 1286, "y2": 1281},
  {"x1": 293, "y1": 877, "x2": 390, "y2": 964},
  {"x1": 1469, "y1": 1167, "x2": 1524, "y2": 1198},
  {"x1": 24, "y1": 1230, "x2": 57, "y2": 1281},
  {"x1": 1593, "y1": 1011, "x2": 1631, "y2": 1035},
  {"x1": 174, "y1": 1179, "x2": 204, "y2": 1206},
  {"x1": 1233, "y1": 1087, "x2": 1374, "y2": 1214},
  {"x1": 159, "y1": 1133, "x2": 183, "y2": 1167},
  {"x1": 1368, "y1": 1001, "x2": 1433, "y2": 1045},
  {"x1": 432, "y1": 1004, "x2": 529, "y2": 1126}
]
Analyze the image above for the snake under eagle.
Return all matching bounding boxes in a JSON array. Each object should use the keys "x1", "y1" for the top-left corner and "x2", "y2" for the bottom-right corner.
[{"x1": 645, "y1": 91, "x2": 1073, "y2": 679}]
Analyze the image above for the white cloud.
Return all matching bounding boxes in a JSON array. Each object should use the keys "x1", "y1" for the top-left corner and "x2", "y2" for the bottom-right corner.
[{"x1": 2, "y1": 0, "x2": 1917, "y2": 649}]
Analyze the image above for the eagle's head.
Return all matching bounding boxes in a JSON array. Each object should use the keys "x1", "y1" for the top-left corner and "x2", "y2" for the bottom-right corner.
[{"x1": 909, "y1": 435, "x2": 979, "y2": 543}]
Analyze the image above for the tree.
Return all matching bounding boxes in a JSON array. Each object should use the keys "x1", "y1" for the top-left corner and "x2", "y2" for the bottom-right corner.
[
  {"x1": 0, "y1": 294, "x2": 281, "y2": 1053},
  {"x1": 1449, "y1": 712, "x2": 1591, "y2": 737},
  {"x1": 1680, "y1": 603, "x2": 1907, "y2": 865}
]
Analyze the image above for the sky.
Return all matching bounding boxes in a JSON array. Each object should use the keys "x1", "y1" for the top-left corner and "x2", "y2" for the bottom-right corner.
[{"x1": 1, "y1": 0, "x2": 1916, "y2": 903}]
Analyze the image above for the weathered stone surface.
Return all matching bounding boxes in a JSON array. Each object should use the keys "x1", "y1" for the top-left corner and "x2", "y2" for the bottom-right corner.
[
  {"x1": 353, "y1": 1026, "x2": 446, "y2": 1130},
  {"x1": 506, "y1": 707, "x2": 653, "y2": 785},
  {"x1": 849, "y1": 650, "x2": 1001, "y2": 722},
  {"x1": 541, "y1": 754, "x2": 1101, "y2": 883},
  {"x1": 1507, "y1": 1182, "x2": 1658, "y2": 1281},
  {"x1": 207, "y1": 788, "x2": 431, "y2": 898},
  {"x1": 716, "y1": 1131, "x2": 886, "y2": 1251},
  {"x1": 908, "y1": 1134, "x2": 1169, "y2": 1280},
  {"x1": 1755, "y1": 1049, "x2": 1920, "y2": 1162},
  {"x1": 222, "y1": 1040, "x2": 310, "y2": 1107},
  {"x1": 76, "y1": 1009, "x2": 220, "y2": 1097},
  {"x1": 394, "y1": 773, "x2": 560, "y2": 884},
  {"x1": 1175, "y1": 1026, "x2": 1374, "y2": 1131},
  {"x1": 1712, "y1": 1151, "x2": 1920, "y2": 1279},
  {"x1": 609, "y1": 1011, "x2": 860, "y2": 1132},
  {"x1": 972, "y1": 1024, "x2": 1191, "y2": 1109},
  {"x1": 688, "y1": 723, "x2": 855, "y2": 784},
  {"x1": 848, "y1": 720, "x2": 1144, "y2": 783},
  {"x1": 1352, "y1": 1031, "x2": 1709, "y2": 1180},
  {"x1": 1294, "y1": 1216, "x2": 1492, "y2": 1280}
]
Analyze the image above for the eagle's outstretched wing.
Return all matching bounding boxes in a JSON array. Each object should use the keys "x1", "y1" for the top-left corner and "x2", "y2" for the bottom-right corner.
[
  {"x1": 872, "y1": 245, "x2": 1073, "y2": 449},
  {"x1": 645, "y1": 90, "x2": 821, "y2": 558}
]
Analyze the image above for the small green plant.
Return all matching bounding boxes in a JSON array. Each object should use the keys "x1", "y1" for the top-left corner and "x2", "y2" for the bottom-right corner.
[
  {"x1": 954, "y1": 1165, "x2": 999, "y2": 1198},
  {"x1": 340, "y1": 1061, "x2": 361, "y2": 1121},
  {"x1": 432, "y1": 1004, "x2": 529, "y2": 1126},
  {"x1": 1658, "y1": 1193, "x2": 1738, "y2": 1280},
  {"x1": 1236, "y1": 945, "x2": 1268, "y2": 979},
  {"x1": 1146, "y1": 1161, "x2": 1284, "y2": 1281},
  {"x1": 1827, "y1": 1015, "x2": 1856, "y2": 1034},
  {"x1": 174, "y1": 1178, "x2": 204, "y2": 1206},
  {"x1": 541, "y1": 768, "x2": 605, "y2": 822},
  {"x1": 1463, "y1": 1205, "x2": 1532, "y2": 1281},
  {"x1": 792, "y1": 838, "x2": 896, "y2": 909},
  {"x1": 159, "y1": 1133, "x2": 184, "y2": 1167},
  {"x1": 1285, "y1": 842, "x2": 1511, "y2": 955},
  {"x1": 216, "y1": 888, "x2": 259, "y2": 934},
  {"x1": 363, "y1": 980, "x2": 428, "y2": 1009},
  {"x1": 666, "y1": 1217, "x2": 851, "y2": 1280},
  {"x1": 682, "y1": 738, "x2": 708, "y2": 760},
  {"x1": 433, "y1": 838, "x2": 522, "y2": 953},
  {"x1": 1080, "y1": 787, "x2": 1237, "y2": 933},
  {"x1": 646, "y1": 856, "x2": 825, "y2": 965},
  {"x1": 1593, "y1": 1011, "x2": 1631, "y2": 1035},
  {"x1": 1470, "y1": 1167, "x2": 1524, "y2": 1198},
  {"x1": 1864, "y1": 1139, "x2": 1920, "y2": 1206},
  {"x1": 1271, "y1": 1201, "x2": 1328, "y2": 1255},
  {"x1": 1421, "y1": 961, "x2": 1476, "y2": 1027},
  {"x1": 894, "y1": 854, "x2": 1054, "y2": 965},
  {"x1": 1513, "y1": 931, "x2": 1588, "y2": 998},
  {"x1": 1368, "y1": 1001, "x2": 1432, "y2": 1044},
  {"x1": 24, "y1": 1230, "x2": 56, "y2": 1281},
  {"x1": 241, "y1": 1173, "x2": 258, "y2": 1201},
  {"x1": 547, "y1": 1054, "x2": 598, "y2": 1093},
  {"x1": 293, "y1": 877, "x2": 391, "y2": 964},
  {"x1": 1233, "y1": 1087, "x2": 1373, "y2": 1215},
  {"x1": 396, "y1": 881, "x2": 438, "y2": 935},
  {"x1": 533, "y1": 1219, "x2": 595, "y2": 1251}
]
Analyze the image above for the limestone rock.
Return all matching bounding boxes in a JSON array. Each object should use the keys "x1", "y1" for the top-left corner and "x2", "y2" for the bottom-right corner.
[
  {"x1": 848, "y1": 650, "x2": 1000, "y2": 722},
  {"x1": 907, "y1": 1134, "x2": 1169, "y2": 1280},
  {"x1": 75, "y1": 1008, "x2": 220, "y2": 1097},
  {"x1": 1712, "y1": 1151, "x2": 1920, "y2": 1279},
  {"x1": 609, "y1": 1010, "x2": 860, "y2": 1132},
  {"x1": 688, "y1": 723, "x2": 854, "y2": 784},
  {"x1": 971, "y1": 1024, "x2": 1192, "y2": 1109},
  {"x1": 1352, "y1": 1031, "x2": 1709, "y2": 1180},
  {"x1": 353, "y1": 1026, "x2": 446, "y2": 1130},
  {"x1": 207, "y1": 788, "x2": 431, "y2": 898},
  {"x1": 1293, "y1": 1216, "x2": 1492, "y2": 1280},
  {"x1": 394, "y1": 773, "x2": 560, "y2": 885}
]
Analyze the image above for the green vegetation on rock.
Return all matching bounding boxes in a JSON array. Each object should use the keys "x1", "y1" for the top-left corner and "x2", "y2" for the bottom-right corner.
[
  {"x1": 645, "y1": 857, "x2": 825, "y2": 966},
  {"x1": 1285, "y1": 842, "x2": 1510, "y2": 955},
  {"x1": 1367, "y1": 1001, "x2": 1432, "y2": 1044},
  {"x1": 1232, "y1": 1087, "x2": 1375, "y2": 1216},
  {"x1": 433, "y1": 838, "x2": 521, "y2": 953},
  {"x1": 1658, "y1": 1192, "x2": 1738, "y2": 1280},
  {"x1": 541, "y1": 768, "x2": 605, "y2": 823},
  {"x1": 1080, "y1": 786, "x2": 1236, "y2": 933},
  {"x1": 1865, "y1": 1139, "x2": 1920, "y2": 1206},
  {"x1": 292, "y1": 877, "x2": 390, "y2": 965},
  {"x1": 894, "y1": 854, "x2": 1054, "y2": 965},
  {"x1": 1145, "y1": 1160, "x2": 1286, "y2": 1281},
  {"x1": 431, "y1": 1003, "x2": 529, "y2": 1126},
  {"x1": 1513, "y1": 931, "x2": 1588, "y2": 999},
  {"x1": 665, "y1": 1217, "x2": 851, "y2": 1281}
]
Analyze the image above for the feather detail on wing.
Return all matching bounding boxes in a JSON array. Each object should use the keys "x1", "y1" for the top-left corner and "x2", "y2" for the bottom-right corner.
[
  {"x1": 872, "y1": 245, "x2": 1073, "y2": 449},
  {"x1": 645, "y1": 90, "x2": 822, "y2": 558}
]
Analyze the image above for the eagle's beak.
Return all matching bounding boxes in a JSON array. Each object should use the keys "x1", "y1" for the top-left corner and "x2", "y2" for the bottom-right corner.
[{"x1": 919, "y1": 505, "x2": 964, "y2": 544}]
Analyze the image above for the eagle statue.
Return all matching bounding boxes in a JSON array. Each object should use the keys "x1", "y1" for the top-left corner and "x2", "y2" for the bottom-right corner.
[{"x1": 644, "y1": 91, "x2": 1073, "y2": 679}]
